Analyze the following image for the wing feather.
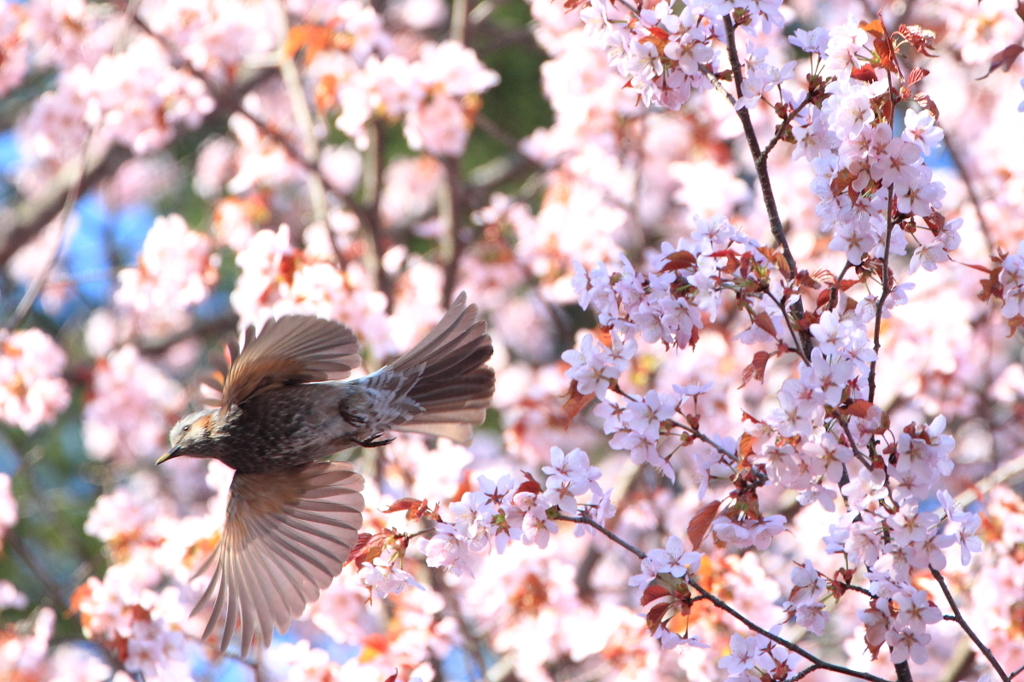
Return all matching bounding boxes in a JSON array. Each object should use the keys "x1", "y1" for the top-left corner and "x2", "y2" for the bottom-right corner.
[
  {"x1": 218, "y1": 316, "x2": 361, "y2": 411},
  {"x1": 191, "y1": 462, "x2": 364, "y2": 655}
]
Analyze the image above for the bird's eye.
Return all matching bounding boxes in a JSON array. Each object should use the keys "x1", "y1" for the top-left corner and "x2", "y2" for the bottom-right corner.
[{"x1": 182, "y1": 425, "x2": 190, "y2": 432}]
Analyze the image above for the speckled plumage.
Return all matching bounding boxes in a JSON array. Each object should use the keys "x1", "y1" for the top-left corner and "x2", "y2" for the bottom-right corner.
[{"x1": 160, "y1": 293, "x2": 494, "y2": 656}]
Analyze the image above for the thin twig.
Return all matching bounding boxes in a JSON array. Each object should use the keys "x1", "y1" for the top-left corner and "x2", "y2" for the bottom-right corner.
[
  {"x1": 554, "y1": 512, "x2": 646, "y2": 559},
  {"x1": 362, "y1": 120, "x2": 393, "y2": 307},
  {"x1": 867, "y1": 187, "x2": 896, "y2": 404},
  {"x1": 930, "y1": 567, "x2": 1010, "y2": 682},
  {"x1": 4, "y1": 0, "x2": 145, "y2": 329},
  {"x1": 758, "y1": 90, "x2": 817, "y2": 165},
  {"x1": 687, "y1": 578, "x2": 892, "y2": 682},
  {"x1": 271, "y1": 0, "x2": 329, "y2": 228},
  {"x1": 5, "y1": 531, "x2": 68, "y2": 609},
  {"x1": 764, "y1": 290, "x2": 811, "y2": 364},
  {"x1": 439, "y1": 156, "x2": 470, "y2": 308},
  {"x1": 943, "y1": 133, "x2": 994, "y2": 254},
  {"x1": 722, "y1": 15, "x2": 810, "y2": 357}
]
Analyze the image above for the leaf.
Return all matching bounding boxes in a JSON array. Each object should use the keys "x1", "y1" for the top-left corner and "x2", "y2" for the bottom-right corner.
[
  {"x1": 563, "y1": 380, "x2": 595, "y2": 427},
  {"x1": 850, "y1": 64, "x2": 878, "y2": 83},
  {"x1": 859, "y1": 18, "x2": 886, "y2": 38},
  {"x1": 738, "y1": 432, "x2": 756, "y2": 459},
  {"x1": 978, "y1": 44, "x2": 1024, "y2": 80},
  {"x1": 740, "y1": 350, "x2": 772, "y2": 387},
  {"x1": 381, "y1": 497, "x2": 431, "y2": 521},
  {"x1": 1007, "y1": 314, "x2": 1024, "y2": 338},
  {"x1": 516, "y1": 472, "x2": 543, "y2": 496},
  {"x1": 646, "y1": 602, "x2": 671, "y2": 633},
  {"x1": 841, "y1": 399, "x2": 875, "y2": 419},
  {"x1": 913, "y1": 93, "x2": 939, "y2": 117},
  {"x1": 906, "y1": 67, "x2": 929, "y2": 86},
  {"x1": 283, "y1": 25, "x2": 335, "y2": 61},
  {"x1": 687, "y1": 500, "x2": 721, "y2": 549},
  {"x1": 752, "y1": 311, "x2": 777, "y2": 337},
  {"x1": 659, "y1": 250, "x2": 697, "y2": 273},
  {"x1": 641, "y1": 583, "x2": 670, "y2": 606},
  {"x1": 348, "y1": 531, "x2": 389, "y2": 567},
  {"x1": 897, "y1": 24, "x2": 938, "y2": 56}
]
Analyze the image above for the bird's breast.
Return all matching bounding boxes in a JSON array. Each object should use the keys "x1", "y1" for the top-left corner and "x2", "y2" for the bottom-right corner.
[{"x1": 217, "y1": 383, "x2": 363, "y2": 472}]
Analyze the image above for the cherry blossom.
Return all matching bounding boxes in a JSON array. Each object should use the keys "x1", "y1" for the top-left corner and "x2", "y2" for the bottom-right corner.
[
  {"x1": 0, "y1": 328, "x2": 71, "y2": 433},
  {"x1": 3, "y1": 0, "x2": 1024, "y2": 680}
]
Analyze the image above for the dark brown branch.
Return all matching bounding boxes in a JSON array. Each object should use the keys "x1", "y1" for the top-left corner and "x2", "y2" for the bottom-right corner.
[
  {"x1": 555, "y1": 512, "x2": 645, "y2": 559},
  {"x1": 722, "y1": 15, "x2": 811, "y2": 357},
  {"x1": 0, "y1": 145, "x2": 133, "y2": 267},
  {"x1": 867, "y1": 187, "x2": 896, "y2": 403},
  {"x1": 137, "y1": 312, "x2": 239, "y2": 355},
  {"x1": 930, "y1": 567, "x2": 1010, "y2": 682},
  {"x1": 687, "y1": 578, "x2": 892, "y2": 682},
  {"x1": 6, "y1": 531, "x2": 68, "y2": 610}
]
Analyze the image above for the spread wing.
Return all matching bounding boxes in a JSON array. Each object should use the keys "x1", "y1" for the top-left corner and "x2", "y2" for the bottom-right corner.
[
  {"x1": 191, "y1": 462, "x2": 365, "y2": 657},
  {"x1": 204, "y1": 316, "x2": 361, "y2": 412}
]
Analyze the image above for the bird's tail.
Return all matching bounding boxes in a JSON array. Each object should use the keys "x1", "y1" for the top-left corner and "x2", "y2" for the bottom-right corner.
[{"x1": 361, "y1": 292, "x2": 495, "y2": 442}]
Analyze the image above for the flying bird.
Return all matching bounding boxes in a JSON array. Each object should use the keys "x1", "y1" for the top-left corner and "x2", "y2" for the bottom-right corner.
[{"x1": 159, "y1": 293, "x2": 494, "y2": 656}]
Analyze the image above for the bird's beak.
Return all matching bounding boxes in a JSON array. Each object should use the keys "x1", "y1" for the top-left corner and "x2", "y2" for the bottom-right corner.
[{"x1": 156, "y1": 446, "x2": 182, "y2": 465}]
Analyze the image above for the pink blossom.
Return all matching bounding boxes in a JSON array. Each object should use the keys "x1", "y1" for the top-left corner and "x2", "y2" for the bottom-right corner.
[
  {"x1": 82, "y1": 345, "x2": 185, "y2": 463},
  {"x1": 0, "y1": 328, "x2": 71, "y2": 433},
  {"x1": 115, "y1": 214, "x2": 219, "y2": 328},
  {"x1": 646, "y1": 536, "x2": 702, "y2": 579}
]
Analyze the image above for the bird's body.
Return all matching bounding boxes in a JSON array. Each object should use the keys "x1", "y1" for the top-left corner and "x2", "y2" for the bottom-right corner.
[
  {"x1": 160, "y1": 293, "x2": 494, "y2": 656},
  {"x1": 171, "y1": 382, "x2": 403, "y2": 471}
]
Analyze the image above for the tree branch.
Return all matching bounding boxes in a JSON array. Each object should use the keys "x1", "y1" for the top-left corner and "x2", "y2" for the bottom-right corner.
[{"x1": 930, "y1": 567, "x2": 1010, "y2": 682}]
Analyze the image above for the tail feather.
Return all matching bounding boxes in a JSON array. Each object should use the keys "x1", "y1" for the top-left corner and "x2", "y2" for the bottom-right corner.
[{"x1": 378, "y1": 293, "x2": 495, "y2": 442}]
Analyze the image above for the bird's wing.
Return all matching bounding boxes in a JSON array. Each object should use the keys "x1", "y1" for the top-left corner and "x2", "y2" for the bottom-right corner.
[
  {"x1": 212, "y1": 316, "x2": 361, "y2": 411},
  {"x1": 191, "y1": 462, "x2": 364, "y2": 657}
]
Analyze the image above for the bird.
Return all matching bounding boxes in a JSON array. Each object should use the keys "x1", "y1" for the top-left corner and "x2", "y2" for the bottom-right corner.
[{"x1": 158, "y1": 292, "x2": 495, "y2": 656}]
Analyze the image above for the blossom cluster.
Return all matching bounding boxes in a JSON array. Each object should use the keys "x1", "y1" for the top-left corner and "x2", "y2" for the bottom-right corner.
[
  {"x1": 3, "y1": 0, "x2": 1024, "y2": 680},
  {"x1": 113, "y1": 214, "x2": 220, "y2": 336},
  {"x1": 0, "y1": 327, "x2": 71, "y2": 433},
  {"x1": 420, "y1": 446, "x2": 611, "y2": 577}
]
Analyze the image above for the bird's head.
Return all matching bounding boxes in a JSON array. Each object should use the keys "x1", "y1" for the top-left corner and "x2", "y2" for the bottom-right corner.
[{"x1": 159, "y1": 410, "x2": 220, "y2": 464}]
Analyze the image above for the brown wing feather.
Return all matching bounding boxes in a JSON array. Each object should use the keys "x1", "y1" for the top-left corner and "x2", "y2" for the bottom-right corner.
[
  {"x1": 219, "y1": 316, "x2": 361, "y2": 411},
  {"x1": 191, "y1": 462, "x2": 364, "y2": 657}
]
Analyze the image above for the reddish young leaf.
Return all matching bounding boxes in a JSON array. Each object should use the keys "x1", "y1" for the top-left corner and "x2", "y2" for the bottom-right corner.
[
  {"x1": 978, "y1": 44, "x2": 1024, "y2": 80},
  {"x1": 1007, "y1": 315, "x2": 1024, "y2": 337},
  {"x1": 906, "y1": 67, "x2": 929, "y2": 86},
  {"x1": 563, "y1": 380, "x2": 595, "y2": 427},
  {"x1": 646, "y1": 602, "x2": 671, "y2": 633},
  {"x1": 738, "y1": 432, "x2": 756, "y2": 459},
  {"x1": 740, "y1": 350, "x2": 772, "y2": 387},
  {"x1": 841, "y1": 399, "x2": 875, "y2": 419},
  {"x1": 641, "y1": 583, "x2": 671, "y2": 606},
  {"x1": 381, "y1": 497, "x2": 432, "y2": 521},
  {"x1": 687, "y1": 500, "x2": 721, "y2": 549},
  {"x1": 348, "y1": 531, "x2": 388, "y2": 567},
  {"x1": 752, "y1": 311, "x2": 777, "y2": 337},
  {"x1": 659, "y1": 250, "x2": 698, "y2": 273},
  {"x1": 283, "y1": 25, "x2": 335, "y2": 60},
  {"x1": 897, "y1": 24, "x2": 938, "y2": 56},
  {"x1": 851, "y1": 64, "x2": 878, "y2": 82},
  {"x1": 381, "y1": 498, "x2": 426, "y2": 514},
  {"x1": 913, "y1": 93, "x2": 940, "y2": 117},
  {"x1": 860, "y1": 17, "x2": 886, "y2": 38},
  {"x1": 516, "y1": 472, "x2": 544, "y2": 496}
]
